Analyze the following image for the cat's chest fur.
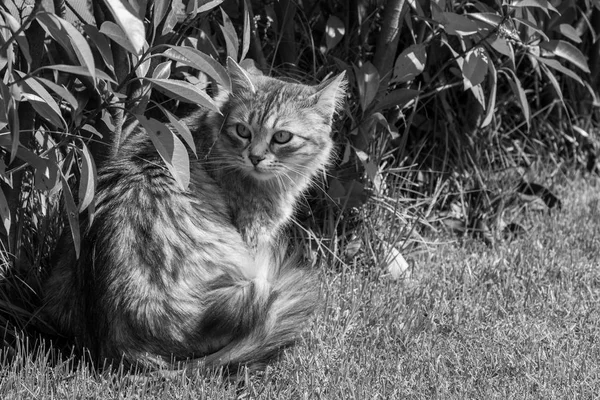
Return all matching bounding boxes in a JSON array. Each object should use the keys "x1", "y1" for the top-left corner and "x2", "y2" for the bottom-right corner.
[{"x1": 220, "y1": 174, "x2": 297, "y2": 250}]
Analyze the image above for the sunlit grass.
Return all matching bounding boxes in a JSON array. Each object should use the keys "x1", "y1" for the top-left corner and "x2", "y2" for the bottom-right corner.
[{"x1": 1, "y1": 177, "x2": 599, "y2": 399}]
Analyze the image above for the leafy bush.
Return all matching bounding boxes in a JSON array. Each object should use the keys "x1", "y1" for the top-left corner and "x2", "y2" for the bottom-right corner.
[{"x1": 0, "y1": 0, "x2": 596, "y2": 346}]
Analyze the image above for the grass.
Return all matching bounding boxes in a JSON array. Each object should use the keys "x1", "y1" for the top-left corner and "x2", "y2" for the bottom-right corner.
[{"x1": 1, "y1": 175, "x2": 600, "y2": 399}]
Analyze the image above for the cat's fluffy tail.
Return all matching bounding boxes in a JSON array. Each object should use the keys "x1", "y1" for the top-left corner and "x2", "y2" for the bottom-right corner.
[{"x1": 190, "y1": 251, "x2": 319, "y2": 372}]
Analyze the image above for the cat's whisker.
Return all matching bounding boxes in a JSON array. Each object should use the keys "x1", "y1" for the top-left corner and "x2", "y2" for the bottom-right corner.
[
  {"x1": 279, "y1": 164, "x2": 314, "y2": 183},
  {"x1": 280, "y1": 164, "x2": 336, "y2": 203}
]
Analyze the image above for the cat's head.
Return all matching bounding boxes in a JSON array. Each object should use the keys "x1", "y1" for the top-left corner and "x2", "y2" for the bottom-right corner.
[{"x1": 211, "y1": 59, "x2": 346, "y2": 187}]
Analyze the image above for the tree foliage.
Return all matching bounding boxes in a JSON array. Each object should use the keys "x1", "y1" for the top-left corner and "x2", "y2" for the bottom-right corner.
[{"x1": 0, "y1": 0, "x2": 596, "y2": 266}]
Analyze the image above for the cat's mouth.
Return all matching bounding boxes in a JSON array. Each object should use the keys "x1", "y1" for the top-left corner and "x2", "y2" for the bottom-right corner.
[{"x1": 248, "y1": 167, "x2": 276, "y2": 181}]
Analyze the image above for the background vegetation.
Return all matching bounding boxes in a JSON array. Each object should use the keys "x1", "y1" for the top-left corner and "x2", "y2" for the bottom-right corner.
[{"x1": 0, "y1": 0, "x2": 598, "y2": 395}]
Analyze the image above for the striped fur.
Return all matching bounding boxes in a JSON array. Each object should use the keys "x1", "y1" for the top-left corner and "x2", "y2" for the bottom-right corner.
[{"x1": 42, "y1": 63, "x2": 346, "y2": 373}]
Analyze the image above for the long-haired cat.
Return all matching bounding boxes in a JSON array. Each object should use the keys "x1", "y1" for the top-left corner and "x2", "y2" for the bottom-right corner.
[{"x1": 42, "y1": 59, "x2": 346, "y2": 372}]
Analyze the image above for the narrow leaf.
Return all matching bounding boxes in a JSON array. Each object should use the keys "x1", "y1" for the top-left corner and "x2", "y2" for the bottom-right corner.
[
  {"x1": 18, "y1": 73, "x2": 65, "y2": 128},
  {"x1": 187, "y1": 0, "x2": 223, "y2": 15},
  {"x1": 0, "y1": 187, "x2": 10, "y2": 235},
  {"x1": 152, "y1": 60, "x2": 172, "y2": 79},
  {"x1": 512, "y1": 17, "x2": 549, "y2": 41},
  {"x1": 40, "y1": 64, "x2": 117, "y2": 83},
  {"x1": 501, "y1": 68, "x2": 530, "y2": 130},
  {"x1": 7, "y1": 92, "x2": 18, "y2": 164},
  {"x1": 78, "y1": 142, "x2": 97, "y2": 212},
  {"x1": 153, "y1": 0, "x2": 172, "y2": 35},
  {"x1": 539, "y1": 63, "x2": 565, "y2": 108},
  {"x1": 33, "y1": 154, "x2": 59, "y2": 192},
  {"x1": 102, "y1": 0, "x2": 146, "y2": 56},
  {"x1": 353, "y1": 62, "x2": 379, "y2": 111},
  {"x1": 0, "y1": 10, "x2": 31, "y2": 65},
  {"x1": 461, "y1": 47, "x2": 489, "y2": 89},
  {"x1": 135, "y1": 115, "x2": 190, "y2": 190},
  {"x1": 145, "y1": 78, "x2": 219, "y2": 111},
  {"x1": 509, "y1": 0, "x2": 558, "y2": 16},
  {"x1": 163, "y1": 46, "x2": 231, "y2": 90},
  {"x1": 59, "y1": 169, "x2": 81, "y2": 259},
  {"x1": 241, "y1": 0, "x2": 251, "y2": 60},
  {"x1": 488, "y1": 36, "x2": 515, "y2": 69},
  {"x1": 536, "y1": 57, "x2": 583, "y2": 85},
  {"x1": 556, "y1": 24, "x2": 581, "y2": 43},
  {"x1": 220, "y1": 9, "x2": 239, "y2": 60},
  {"x1": 373, "y1": 89, "x2": 420, "y2": 113},
  {"x1": 100, "y1": 21, "x2": 138, "y2": 55},
  {"x1": 82, "y1": 24, "x2": 116, "y2": 74},
  {"x1": 325, "y1": 15, "x2": 345, "y2": 51},
  {"x1": 441, "y1": 12, "x2": 480, "y2": 36},
  {"x1": 481, "y1": 61, "x2": 497, "y2": 127},
  {"x1": 157, "y1": 104, "x2": 197, "y2": 156},
  {"x1": 36, "y1": 12, "x2": 96, "y2": 81},
  {"x1": 540, "y1": 40, "x2": 590, "y2": 73},
  {"x1": 391, "y1": 43, "x2": 427, "y2": 84},
  {"x1": 35, "y1": 77, "x2": 79, "y2": 110},
  {"x1": 467, "y1": 12, "x2": 504, "y2": 28}
]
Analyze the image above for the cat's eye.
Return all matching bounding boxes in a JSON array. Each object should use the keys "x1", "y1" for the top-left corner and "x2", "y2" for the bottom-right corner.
[
  {"x1": 272, "y1": 130, "x2": 293, "y2": 144},
  {"x1": 236, "y1": 123, "x2": 251, "y2": 139}
]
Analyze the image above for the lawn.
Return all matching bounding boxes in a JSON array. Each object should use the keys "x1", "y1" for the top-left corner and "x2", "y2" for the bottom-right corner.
[{"x1": 1, "y1": 176, "x2": 599, "y2": 399}]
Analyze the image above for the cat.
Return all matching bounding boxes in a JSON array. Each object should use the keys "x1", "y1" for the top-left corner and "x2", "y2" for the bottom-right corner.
[
  {"x1": 42, "y1": 58, "x2": 346, "y2": 373},
  {"x1": 189, "y1": 59, "x2": 345, "y2": 265}
]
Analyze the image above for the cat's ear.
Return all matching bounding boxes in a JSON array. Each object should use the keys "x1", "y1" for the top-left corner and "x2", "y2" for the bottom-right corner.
[
  {"x1": 226, "y1": 57, "x2": 256, "y2": 93},
  {"x1": 313, "y1": 71, "x2": 347, "y2": 120}
]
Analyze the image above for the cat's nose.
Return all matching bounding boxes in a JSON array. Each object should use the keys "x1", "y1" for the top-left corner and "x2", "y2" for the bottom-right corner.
[{"x1": 249, "y1": 154, "x2": 265, "y2": 166}]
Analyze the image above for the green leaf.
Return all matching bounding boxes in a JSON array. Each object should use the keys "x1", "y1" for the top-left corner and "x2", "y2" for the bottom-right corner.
[
  {"x1": 373, "y1": 89, "x2": 420, "y2": 113},
  {"x1": 0, "y1": 82, "x2": 8, "y2": 128},
  {"x1": 512, "y1": 17, "x2": 549, "y2": 41},
  {"x1": 501, "y1": 68, "x2": 530, "y2": 130},
  {"x1": 100, "y1": 21, "x2": 138, "y2": 55},
  {"x1": 78, "y1": 142, "x2": 97, "y2": 212},
  {"x1": 556, "y1": 24, "x2": 581, "y2": 44},
  {"x1": 325, "y1": 15, "x2": 345, "y2": 51},
  {"x1": 535, "y1": 57, "x2": 583, "y2": 85},
  {"x1": 509, "y1": 0, "x2": 558, "y2": 16},
  {"x1": 102, "y1": 0, "x2": 146, "y2": 56},
  {"x1": 40, "y1": 64, "x2": 117, "y2": 84},
  {"x1": 481, "y1": 61, "x2": 497, "y2": 128},
  {"x1": 540, "y1": 40, "x2": 590, "y2": 73},
  {"x1": 391, "y1": 43, "x2": 427, "y2": 84},
  {"x1": 162, "y1": 46, "x2": 231, "y2": 90},
  {"x1": 441, "y1": 12, "x2": 480, "y2": 36},
  {"x1": 220, "y1": 9, "x2": 239, "y2": 60},
  {"x1": 0, "y1": 10, "x2": 31, "y2": 65},
  {"x1": 152, "y1": 60, "x2": 172, "y2": 79},
  {"x1": 33, "y1": 152, "x2": 59, "y2": 192},
  {"x1": 19, "y1": 75, "x2": 65, "y2": 129},
  {"x1": 157, "y1": 104, "x2": 197, "y2": 156},
  {"x1": 539, "y1": 63, "x2": 565, "y2": 108},
  {"x1": 135, "y1": 115, "x2": 190, "y2": 190},
  {"x1": 35, "y1": 77, "x2": 79, "y2": 110},
  {"x1": 82, "y1": 24, "x2": 116, "y2": 74},
  {"x1": 161, "y1": 0, "x2": 186, "y2": 36},
  {"x1": 461, "y1": 48, "x2": 489, "y2": 89},
  {"x1": 36, "y1": 12, "x2": 96, "y2": 81},
  {"x1": 353, "y1": 62, "x2": 379, "y2": 111},
  {"x1": 153, "y1": 0, "x2": 172, "y2": 36},
  {"x1": 59, "y1": 166, "x2": 81, "y2": 259},
  {"x1": 187, "y1": 0, "x2": 223, "y2": 16},
  {"x1": 145, "y1": 78, "x2": 219, "y2": 111},
  {"x1": 0, "y1": 187, "x2": 10, "y2": 235},
  {"x1": 7, "y1": 88, "x2": 19, "y2": 164},
  {"x1": 487, "y1": 36, "x2": 515, "y2": 69},
  {"x1": 467, "y1": 12, "x2": 504, "y2": 29},
  {"x1": 241, "y1": 0, "x2": 251, "y2": 60}
]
